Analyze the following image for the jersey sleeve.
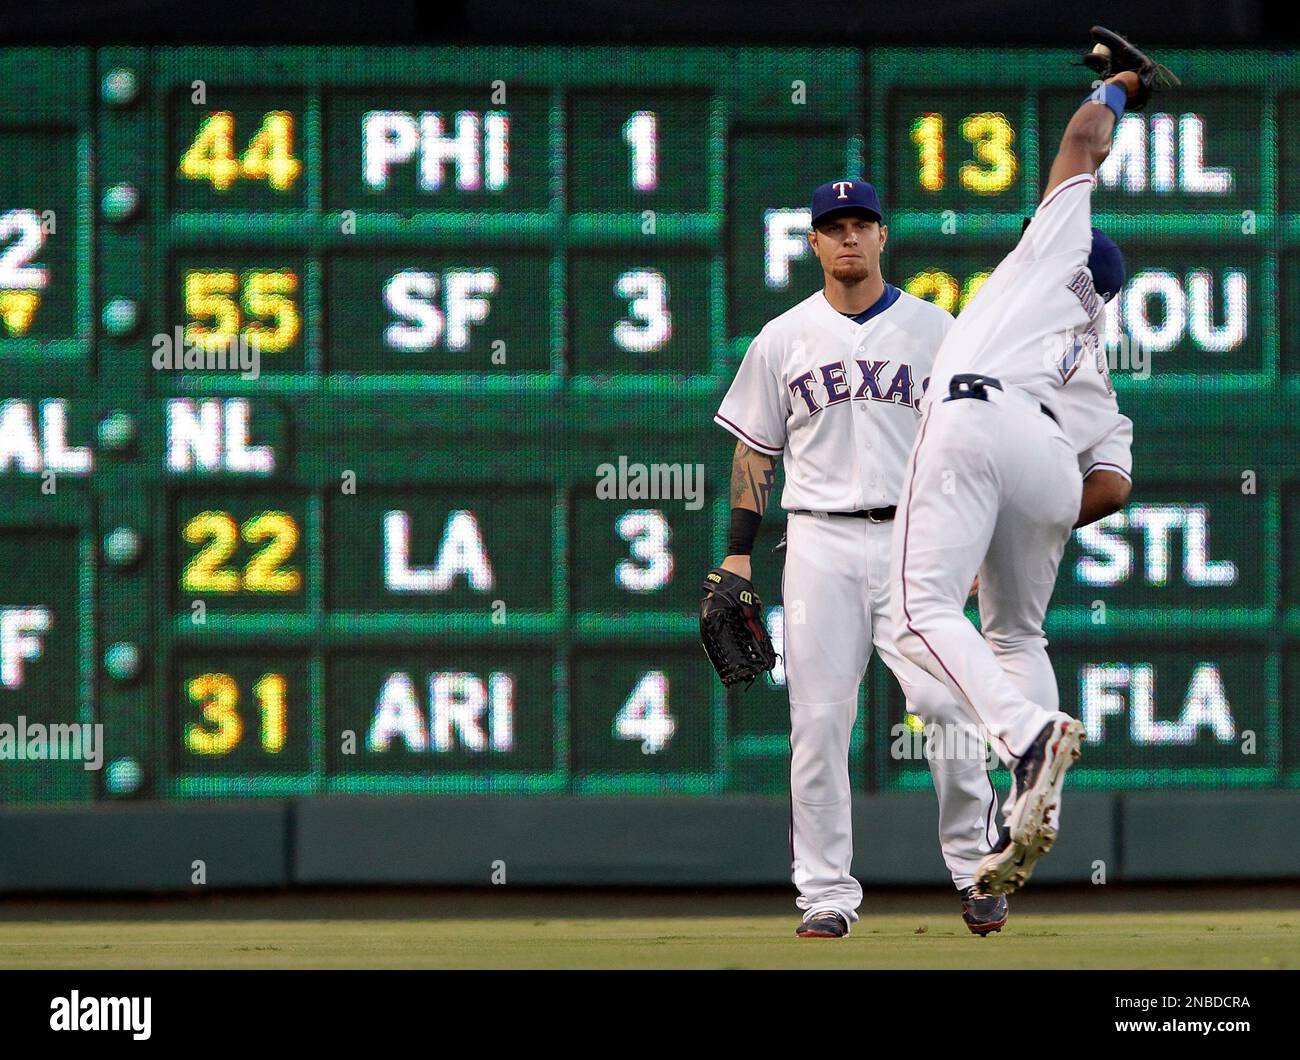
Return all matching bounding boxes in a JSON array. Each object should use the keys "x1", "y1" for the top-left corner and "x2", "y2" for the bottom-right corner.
[
  {"x1": 1020, "y1": 173, "x2": 1094, "y2": 267},
  {"x1": 714, "y1": 334, "x2": 787, "y2": 456},
  {"x1": 1077, "y1": 412, "x2": 1133, "y2": 482}
]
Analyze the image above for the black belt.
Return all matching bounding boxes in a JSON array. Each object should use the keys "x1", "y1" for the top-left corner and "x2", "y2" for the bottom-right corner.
[
  {"x1": 787, "y1": 506, "x2": 897, "y2": 523},
  {"x1": 943, "y1": 373, "x2": 1058, "y2": 425}
]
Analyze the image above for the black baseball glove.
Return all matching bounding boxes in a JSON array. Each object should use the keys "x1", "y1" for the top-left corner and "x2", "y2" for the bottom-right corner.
[
  {"x1": 700, "y1": 567, "x2": 777, "y2": 688},
  {"x1": 1081, "y1": 25, "x2": 1180, "y2": 111}
]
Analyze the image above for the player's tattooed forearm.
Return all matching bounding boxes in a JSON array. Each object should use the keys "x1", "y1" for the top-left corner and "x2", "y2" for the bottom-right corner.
[
  {"x1": 748, "y1": 460, "x2": 776, "y2": 515},
  {"x1": 730, "y1": 444, "x2": 755, "y2": 508},
  {"x1": 731, "y1": 442, "x2": 776, "y2": 514}
]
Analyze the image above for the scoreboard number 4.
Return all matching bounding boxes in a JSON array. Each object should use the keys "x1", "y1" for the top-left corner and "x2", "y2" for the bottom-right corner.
[
  {"x1": 614, "y1": 670, "x2": 676, "y2": 754},
  {"x1": 179, "y1": 111, "x2": 303, "y2": 192}
]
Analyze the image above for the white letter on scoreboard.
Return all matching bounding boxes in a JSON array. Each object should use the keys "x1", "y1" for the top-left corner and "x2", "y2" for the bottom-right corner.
[
  {"x1": 166, "y1": 398, "x2": 222, "y2": 472},
  {"x1": 444, "y1": 270, "x2": 498, "y2": 350},
  {"x1": 383, "y1": 510, "x2": 435, "y2": 592},
  {"x1": 368, "y1": 671, "x2": 429, "y2": 751},
  {"x1": 765, "y1": 209, "x2": 812, "y2": 288},
  {"x1": 384, "y1": 271, "x2": 443, "y2": 351},
  {"x1": 430, "y1": 672, "x2": 487, "y2": 751},
  {"x1": 419, "y1": 112, "x2": 481, "y2": 192},
  {"x1": 222, "y1": 398, "x2": 275, "y2": 474},
  {"x1": 1, "y1": 607, "x2": 50, "y2": 689},
  {"x1": 0, "y1": 399, "x2": 41, "y2": 473},
  {"x1": 363, "y1": 111, "x2": 420, "y2": 191},
  {"x1": 483, "y1": 112, "x2": 510, "y2": 191},
  {"x1": 39, "y1": 401, "x2": 91, "y2": 474}
]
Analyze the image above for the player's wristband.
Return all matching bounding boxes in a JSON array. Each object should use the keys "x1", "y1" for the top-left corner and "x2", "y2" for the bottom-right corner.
[
  {"x1": 726, "y1": 507, "x2": 763, "y2": 556},
  {"x1": 1085, "y1": 81, "x2": 1127, "y2": 123}
]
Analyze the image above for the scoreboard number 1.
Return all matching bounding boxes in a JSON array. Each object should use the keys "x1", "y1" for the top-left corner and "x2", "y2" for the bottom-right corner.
[{"x1": 622, "y1": 110, "x2": 658, "y2": 191}]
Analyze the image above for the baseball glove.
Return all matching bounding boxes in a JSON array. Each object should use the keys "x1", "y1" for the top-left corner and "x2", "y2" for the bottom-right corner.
[
  {"x1": 1081, "y1": 25, "x2": 1180, "y2": 111},
  {"x1": 700, "y1": 567, "x2": 777, "y2": 688}
]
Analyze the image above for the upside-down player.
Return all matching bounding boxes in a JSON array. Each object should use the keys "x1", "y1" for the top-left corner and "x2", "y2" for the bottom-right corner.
[{"x1": 890, "y1": 28, "x2": 1177, "y2": 894}]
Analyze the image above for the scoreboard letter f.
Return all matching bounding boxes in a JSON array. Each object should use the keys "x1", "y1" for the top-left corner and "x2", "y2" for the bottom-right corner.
[{"x1": 1, "y1": 608, "x2": 50, "y2": 689}]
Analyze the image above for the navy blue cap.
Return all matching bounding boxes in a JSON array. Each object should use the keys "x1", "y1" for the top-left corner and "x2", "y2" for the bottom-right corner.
[
  {"x1": 1087, "y1": 227, "x2": 1125, "y2": 302},
  {"x1": 811, "y1": 180, "x2": 883, "y2": 227}
]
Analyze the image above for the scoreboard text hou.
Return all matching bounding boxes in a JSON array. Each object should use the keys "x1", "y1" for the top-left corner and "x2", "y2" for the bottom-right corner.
[{"x1": 0, "y1": 47, "x2": 1297, "y2": 802}]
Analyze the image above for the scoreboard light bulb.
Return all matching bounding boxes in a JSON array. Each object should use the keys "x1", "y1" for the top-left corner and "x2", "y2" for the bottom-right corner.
[
  {"x1": 101, "y1": 68, "x2": 139, "y2": 106},
  {"x1": 102, "y1": 184, "x2": 140, "y2": 222},
  {"x1": 104, "y1": 527, "x2": 143, "y2": 567},
  {"x1": 102, "y1": 298, "x2": 139, "y2": 337},
  {"x1": 97, "y1": 411, "x2": 137, "y2": 452},
  {"x1": 105, "y1": 757, "x2": 143, "y2": 795},
  {"x1": 104, "y1": 642, "x2": 143, "y2": 682}
]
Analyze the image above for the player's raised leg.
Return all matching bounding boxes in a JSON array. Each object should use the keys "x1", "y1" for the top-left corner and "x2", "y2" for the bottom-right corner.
[{"x1": 890, "y1": 400, "x2": 1050, "y2": 760}]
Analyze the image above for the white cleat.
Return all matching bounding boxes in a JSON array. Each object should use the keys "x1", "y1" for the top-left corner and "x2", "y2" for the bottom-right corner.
[{"x1": 976, "y1": 717, "x2": 1085, "y2": 896}]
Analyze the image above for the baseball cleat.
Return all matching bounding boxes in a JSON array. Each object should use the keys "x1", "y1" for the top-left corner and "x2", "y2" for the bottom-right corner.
[
  {"x1": 958, "y1": 886, "x2": 1009, "y2": 936},
  {"x1": 795, "y1": 910, "x2": 850, "y2": 938},
  {"x1": 976, "y1": 717, "x2": 1085, "y2": 895}
]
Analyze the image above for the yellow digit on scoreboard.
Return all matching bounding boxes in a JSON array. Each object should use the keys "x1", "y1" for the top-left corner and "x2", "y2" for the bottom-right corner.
[
  {"x1": 904, "y1": 270, "x2": 992, "y2": 314},
  {"x1": 181, "y1": 511, "x2": 302, "y2": 595},
  {"x1": 909, "y1": 111, "x2": 1017, "y2": 195},
  {"x1": 910, "y1": 113, "x2": 945, "y2": 192},
  {"x1": 178, "y1": 111, "x2": 302, "y2": 192},
  {"x1": 184, "y1": 672, "x2": 243, "y2": 755},
  {"x1": 959, "y1": 112, "x2": 1017, "y2": 194},
  {"x1": 184, "y1": 672, "x2": 290, "y2": 756},
  {"x1": 183, "y1": 269, "x2": 301, "y2": 354}
]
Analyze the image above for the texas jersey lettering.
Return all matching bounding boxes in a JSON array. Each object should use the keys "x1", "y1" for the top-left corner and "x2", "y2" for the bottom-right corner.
[{"x1": 716, "y1": 288, "x2": 951, "y2": 512}]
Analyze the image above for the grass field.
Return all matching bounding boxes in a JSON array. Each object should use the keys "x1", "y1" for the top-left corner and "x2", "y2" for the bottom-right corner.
[{"x1": 2, "y1": 887, "x2": 1296, "y2": 969}]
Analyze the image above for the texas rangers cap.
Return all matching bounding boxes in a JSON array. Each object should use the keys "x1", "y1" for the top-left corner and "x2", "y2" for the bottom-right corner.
[{"x1": 811, "y1": 179, "x2": 884, "y2": 227}]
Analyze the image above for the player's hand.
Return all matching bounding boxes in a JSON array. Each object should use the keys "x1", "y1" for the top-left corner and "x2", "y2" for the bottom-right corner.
[
  {"x1": 968, "y1": 575, "x2": 980, "y2": 597},
  {"x1": 719, "y1": 554, "x2": 752, "y2": 582}
]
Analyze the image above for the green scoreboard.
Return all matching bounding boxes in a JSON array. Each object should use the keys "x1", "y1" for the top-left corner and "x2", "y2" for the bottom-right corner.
[{"x1": 1, "y1": 45, "x2": 1298, "y2": 803}]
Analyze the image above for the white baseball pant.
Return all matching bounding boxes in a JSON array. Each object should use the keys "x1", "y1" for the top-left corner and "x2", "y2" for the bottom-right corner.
[
  {"x1": 782, "y1": 511, "x2": 1000, "y2": 922},
  {"x1": 891, "y1": 383, "x2": 1082, "y2": 818}
]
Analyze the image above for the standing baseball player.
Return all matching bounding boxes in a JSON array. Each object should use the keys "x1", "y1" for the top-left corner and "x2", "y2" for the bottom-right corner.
[
  {"x1": 709, "y1": 179, "x2": 1009, "y2": 937},
  {"x1": 891, "y1": 29, "x2": 1176, "y2": 895}
]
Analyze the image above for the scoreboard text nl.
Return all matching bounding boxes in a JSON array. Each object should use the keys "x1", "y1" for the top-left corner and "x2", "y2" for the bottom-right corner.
[{"x1": 1, "y1": 46, "x2": 1298, "y2": 801}]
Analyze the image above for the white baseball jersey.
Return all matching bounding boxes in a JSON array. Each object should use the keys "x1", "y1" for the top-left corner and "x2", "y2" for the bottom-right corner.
[
  {"x1": 715, "y1": 284, "x2": 998, "y2": 914},
  {"x1": 715, "y1": 288, "x2": 955, "y2": 511},
  {"x1": 924, "y1": 173, "x2": 1133, "y2": 482}
]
